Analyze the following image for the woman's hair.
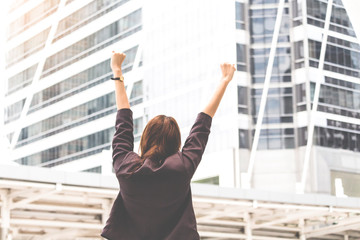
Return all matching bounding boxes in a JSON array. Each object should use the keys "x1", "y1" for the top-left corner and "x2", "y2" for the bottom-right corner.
[{"x1": 138, "y1": 115, "x2": 181, "y2": 164}]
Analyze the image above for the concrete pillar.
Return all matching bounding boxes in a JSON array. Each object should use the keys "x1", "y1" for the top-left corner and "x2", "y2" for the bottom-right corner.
[
  {"x1": 1, "y1": 191, "x2": 10, "y2": 240},
  {"x1": 299, "y1": 218, "x2": 306, "y2": 240},
  {"x1": 244, "y1": 212, "x2": 252, "y2": 240}
]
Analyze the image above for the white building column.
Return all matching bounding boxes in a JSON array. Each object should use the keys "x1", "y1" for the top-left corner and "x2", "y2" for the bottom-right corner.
[
  {"x1": 297, "y1": 0, "x2": 334, "y2": 194},
  {"x1": 242, "y1": 0, "x2": 286, "y2": 189}
]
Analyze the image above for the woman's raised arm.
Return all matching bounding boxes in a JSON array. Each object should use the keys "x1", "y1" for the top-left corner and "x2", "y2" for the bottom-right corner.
[
  {"x1": 202, "y1": 63, "x2": 236, "y2": 118},
  {"x1": 111, "y1": 51, "x2": 130, "y2": 110}
]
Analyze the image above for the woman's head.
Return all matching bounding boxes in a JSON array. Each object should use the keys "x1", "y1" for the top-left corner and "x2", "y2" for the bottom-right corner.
[{"x1": 139, "y1": 115, "x2": 181, "y2": 163}]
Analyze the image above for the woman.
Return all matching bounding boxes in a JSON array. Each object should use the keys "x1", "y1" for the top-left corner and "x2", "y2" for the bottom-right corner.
[{"x1": 101, "y1": 51, "x2": 235, "y2": 240}]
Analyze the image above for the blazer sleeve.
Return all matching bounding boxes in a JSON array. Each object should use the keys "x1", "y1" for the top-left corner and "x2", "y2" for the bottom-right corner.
[
  {"x1": 112, "y1": 108, "x2": 134, "y2": 172},
  {"x1": 181, "y1": 112, "x2": 212, "y2": 178}
]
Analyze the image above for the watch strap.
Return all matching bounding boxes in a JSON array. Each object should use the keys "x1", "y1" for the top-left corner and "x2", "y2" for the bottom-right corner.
[{"x1": 111, "y1": 76, "x2": 124, "y2": 82}]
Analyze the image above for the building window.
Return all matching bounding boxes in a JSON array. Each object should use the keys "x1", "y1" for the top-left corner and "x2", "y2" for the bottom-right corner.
[
  {"x1": 42, "y1": 9, "x2": 142, "y2": 78},
  {"x1": 250, "y1": 7, "x2": 290, "y2": 44},
  {"x1": 15, "y1": 128, "x2": 114, "y2": 167},
  {"x1": 239, "y1": 129, "x2": 250, "y2": 149},
  {"x1": 7, "y1": 64, "x2": 37, "y2": 95},
  {"x1": 294, "y1": 41, "x2": 304, "y2": 69},
  {"x1": 238, "y1": 86, "x2": 248, "y2": 114},
  {"x1": 82, "y1": 166, "x2": 102, "y2": 173},
  {"x1": 17, "y1": 92, "x2": 117, "y2": 147},
  {"x1": 235, "y1": 2, "x2": 245, "y2": 30},
  {"x1": 255, "y1": 128, "x2": 295, "y2": 150},
  {"x1": 236, "y1": 43, "x2": 247, "y2": 71},
  {"x1": 193, "y1": 176, "x2": 219, "y2": 185},
  {"x1": 307, "y1": 0, "x2": 356, "y2": 37},
  {"x1": 251, "y1": 47, "x2": 291, "y2": 83},
  {"x1": 30, "y1": 46, "x2": 138, "y2": 113},
  {"x1": 130, "y1": 80, "x2": 143, "y2": 106},
  {"x1": 8, "y1": 0, "x2": 60, "y2": 40},
  {"x1": 292, "y1": 0, "x2": 302, "y2": 26},
  {"x1": 252, "y1": 87, "x2": 293, "y2": 124},
  {"x1": 6, "y1": 28, "x2": 50, "y2": 67},
  {"x1": 4, "y1": 99, "x2": 25, "y2": 124},
  {"x1": 54, "y1": 0, "x2": 131, "y2": 42},
  {"x1": 298, "y1": 125, "x2": 360, "y2": 152},
  {"x1": 134, "y1": 117, "x2": 143, "y2": 142}
]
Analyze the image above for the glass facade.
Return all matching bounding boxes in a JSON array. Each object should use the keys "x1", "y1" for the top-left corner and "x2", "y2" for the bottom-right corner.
[
  {"x1": 5, "y1": 0, "x2": 143, "y2": 171},
  {"x1": 7, "y1": 64, "x2": 38, "y2": 95},
  {"x1": 42, "y1": 9, "x2": 142, "y2": 77},
  {"x1": 15, "y1": 127, "x2": 114, "y2": 167},
  {"x1": 83, "y1": 166, "x2": 102, "y2": 173},
  {"x1": 54, "y1": 0, "x2": 131, "y2": 42},
  {"x1": 4, "y1": 0, "x2": 359, "y2": 183},
  {"x1": 257, "y1": 128, "x2": 295, "y2": 150},
  {"x1": 235, "y1": 2, "x2": 245, "y2": 30},
  {"x1": 298, "y1": 125, "x2": 360, "y2": 152},
  {"x1": 4, "y1": 99, "x2": 25, "y2": 124},
  {"x1": 246, "y1": 0, "x2": 294, "y2": 150},
  {"x1": 307, "y1": 0, "x2": 356, "y2": 37},
  {"x1": 17, "y1": 79, "x2": 144, "y2": 148},
  {"x1": 18, "y1": 92, "x2": 117, "y2": 148},
  {"x1": 252, "y1": 87, "x2": 293, "y2": 124},
  {"x1": 8, "y1": 0, "x2": 60, "y2": 40},
  {"x1": 250, "y1": 8, "x2": 290, "y2": 44},
  {"x1": 236, "y1": 43, "x2": 247, "y2": 71},
  {"x1": 15, "y1": 112, "x2": 143, "y2": 167},
  {"x1": 6, "y1": 28, "x2": 50, "y2": 67},
  {"x1": 238, "y1": 86, "x2": 248, "y2": 114}
]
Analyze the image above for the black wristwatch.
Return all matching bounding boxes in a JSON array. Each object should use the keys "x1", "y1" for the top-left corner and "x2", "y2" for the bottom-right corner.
[{"x1": 111, "y1": 76, "x2": 124, "y2": 82}]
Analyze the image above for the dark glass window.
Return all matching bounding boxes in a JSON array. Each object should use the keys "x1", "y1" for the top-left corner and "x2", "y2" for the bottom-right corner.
[
  {"x1": 292, "y1": 0, "x2": 302, "y2": 26},
  {"x1": 238, "y1": 86, "x2": 248, "y2": 114},
  {"x1": 330, "y1": 4, "x2": 356, "y2": 37},
  {"x1": 253, "y1": 128, "x2": 295, "y2": 150},
  {"x1": 235, "y1": 2, "x2": 245, "y2": 30},
  {"x1": 252, "y1": 87, "x2": 293, "y2": 124},
  {"x1": 239, "y1": 129, "x2": 249, "y2": 149},
  {"x1": 308, "y1": 40, "x2": 321, "y2": 60},
  {"x1": 236, "y1": 43, "x2": 247, "y2": 71}
]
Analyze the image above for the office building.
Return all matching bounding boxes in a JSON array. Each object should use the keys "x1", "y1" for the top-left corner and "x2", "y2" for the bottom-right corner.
[{"x1": 2, "y1": 0, "x2": 360, "y2": 196}]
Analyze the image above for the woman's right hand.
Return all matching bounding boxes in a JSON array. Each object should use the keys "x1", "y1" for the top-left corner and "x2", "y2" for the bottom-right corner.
[
  {"x1": 111, "y1": 51, "x2": 126, "y2": 74},
  {"x1": 220, "y1": 63, "x2": 236, "y2": 84}
]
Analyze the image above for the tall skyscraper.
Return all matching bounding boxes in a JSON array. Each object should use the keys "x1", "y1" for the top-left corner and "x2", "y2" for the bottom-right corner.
[{"x1": 2, "y1": 0, "x2": 359, "y2": 196}]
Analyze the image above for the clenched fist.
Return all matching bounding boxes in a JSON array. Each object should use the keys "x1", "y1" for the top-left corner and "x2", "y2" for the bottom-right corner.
[
  {"x1": 111, "y1": 51, "x2": 126, "y2": 73},
  {"x1": 220, "y1": 63, "x2": 236, "y2": 84}
]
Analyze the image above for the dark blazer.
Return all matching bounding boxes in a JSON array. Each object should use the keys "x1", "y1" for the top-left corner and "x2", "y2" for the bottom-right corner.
[{"x1": 101, "y1": 108, "x2": 212, "y2": 240}]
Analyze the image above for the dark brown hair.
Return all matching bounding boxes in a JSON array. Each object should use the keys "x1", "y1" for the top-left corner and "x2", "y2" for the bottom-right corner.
[{"x1": 138, "y1": 115, "x2": 181, "y2": 165}]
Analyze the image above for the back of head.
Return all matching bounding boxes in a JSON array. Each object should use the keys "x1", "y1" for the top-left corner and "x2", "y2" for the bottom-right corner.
[{"x1": 139, "y1": 115, "x2": 181, "y2": 163}]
